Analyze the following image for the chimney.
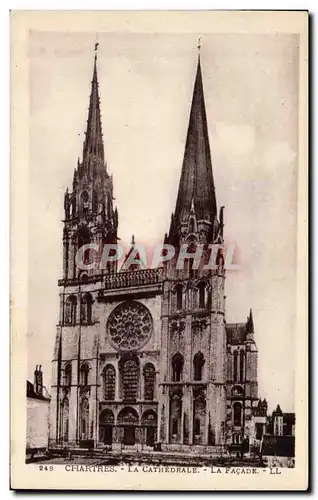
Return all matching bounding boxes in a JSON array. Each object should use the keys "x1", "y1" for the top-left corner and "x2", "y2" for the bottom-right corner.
[{"x1": 34, "y1": 365, "x2": 43, "y2": 396}]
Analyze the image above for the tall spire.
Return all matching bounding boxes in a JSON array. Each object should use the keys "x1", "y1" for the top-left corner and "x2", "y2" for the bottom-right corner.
[
  {"x1": 174, "y1": 54, "x2": 217, "y2": 226},
  {"x1": 246, "y1": 309, "x2": 254, "y2": 334},
  {"x1": 83, "y1": 47, "x2": 104, "y2": 162}
]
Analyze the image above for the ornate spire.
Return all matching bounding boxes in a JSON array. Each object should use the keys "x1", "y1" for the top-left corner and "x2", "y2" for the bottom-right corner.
[
  {"x1": 83, "y1": 47, "x2": 104, "y2": 162},
  {"x1": 246, "y1": 309, "x2": 254, "y2": 334},
  {"x1": 172, "y1": 53, "x2": 217, "y2": 232}
]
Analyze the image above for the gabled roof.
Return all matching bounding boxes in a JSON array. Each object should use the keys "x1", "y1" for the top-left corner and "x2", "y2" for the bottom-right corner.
[{"x1": 26, "y1": 380, "x2": 51, "y2": 402}]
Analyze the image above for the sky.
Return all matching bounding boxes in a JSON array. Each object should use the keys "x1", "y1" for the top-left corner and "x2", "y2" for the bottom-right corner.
[{"x1": 27, "y1": 31, "x2": 299, "y2": 412}]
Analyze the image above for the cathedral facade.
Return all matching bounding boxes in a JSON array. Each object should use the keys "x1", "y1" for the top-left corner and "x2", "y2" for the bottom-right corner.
[{"x1": 49, "y1": 50, "x2": 260, "y2": 453}]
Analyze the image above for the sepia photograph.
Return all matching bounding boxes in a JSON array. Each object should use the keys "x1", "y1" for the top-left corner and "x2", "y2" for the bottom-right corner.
[{"x1": 10, "y1": 10, "x2": 308, "y2": 490}]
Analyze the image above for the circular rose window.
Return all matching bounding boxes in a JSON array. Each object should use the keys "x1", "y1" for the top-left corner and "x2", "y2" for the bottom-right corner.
[{"x1": 107, "y1": 301, "x2": 153, "y2": 352}]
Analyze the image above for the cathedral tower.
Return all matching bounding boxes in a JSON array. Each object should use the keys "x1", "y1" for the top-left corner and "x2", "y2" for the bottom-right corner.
[
  {"x1": 50, "y1": 50, "x2": 118, "y2": 446},
  {"x1": 62, "y1": 51, "x2": 118, "y2": 283},
  {"x1": 50, "y1": 47, "x2": 260, "y2": 454},
  {"x1": 158, "y1": 53, "x2": 227, "y2": 447}
]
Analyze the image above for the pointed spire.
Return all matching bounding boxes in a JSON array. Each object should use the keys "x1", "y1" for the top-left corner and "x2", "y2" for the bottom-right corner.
[
  {"x1": 246, "y1": 309, "x2": 254, "y2": 334},
  {"x1": 83, "y1": 47, "x2": 104, "y2": 162},
  {"x1": 173, "y1": 53, "x2": 217, "y2": 226}
]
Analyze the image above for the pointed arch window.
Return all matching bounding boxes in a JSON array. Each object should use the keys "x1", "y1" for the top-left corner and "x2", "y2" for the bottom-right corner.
[
  {"x1": 233, "y1": 350, "x2": 238, "y2": 382},
  {"x1": 194, "y1": 418, "x2": 200, "y2": 436},
  {"x1": 233, "y1": 402, "x2": 242, "y2": 427},
  {"x1": 143, "y1": 363, "x2": 155, "y2": 401},
  {"x1": 81, "y1": 293, "x2": 93, "y2": 324},
  {"x1": 198, "y1": 282, "x2": 206, "y2": 309},
  {"x1": 78, "y1": 226, "x2": 91, "y2": 266},
  {"x1": 80, "y1": 363, "x2": 89, "y2": 387},
  {"x1": 92, "y1": 190, "x2": 98, "y2": 213},
  {"x1": 103, "y1": 364, "x2": 116, "y2": 401},
  {"x1": 63, "y1": 363, "x2": 72, "y2": 387},
  {"x1": 80, "y1": 190, "x2": 89, "y2": 214},
  {"x1": 239, "y1": 349, "x2": 245, "y2": 383},
  {"x1": 189, "y1": 217, "x2": 195, "y2": 233},
  {"x1": 193, "y1": 352, "x2": 205, "y2": 381},
  {"x1": 122, "y1": 359, "x2": 139, "y2": 402},
  {"x1": 172, "y1": 352, "x2": 184, "y2": 382},
  {"x1": 65, "y1": 295, "x2": 77, "y2": 325},
  {"x1": 175, "y1": 284, "x2": 183, "y2": 311}
]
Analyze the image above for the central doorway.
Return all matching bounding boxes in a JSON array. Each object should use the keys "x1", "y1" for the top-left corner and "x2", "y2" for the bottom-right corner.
[
  {"x1": 117, "y1": 407, "x2": 139, "y2": 447},
  {"x1": 104, "y1": 425, "x2": 113, "y2": 445},
  {"x1": 124, "y1": 426, "x2": 136, "y2": 445}
]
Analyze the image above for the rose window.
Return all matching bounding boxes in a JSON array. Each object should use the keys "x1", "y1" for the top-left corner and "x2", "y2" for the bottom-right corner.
[{"x1": 107, "y1": 301, "x2": 153, "y2": 351}]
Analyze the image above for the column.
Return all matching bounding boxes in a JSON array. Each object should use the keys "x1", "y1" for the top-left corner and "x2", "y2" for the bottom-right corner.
[
  {"x1": 49, "y1": 386, "x2": 58, "y2": 445},
  {"x1": 68, "y1": 359, "x2": 78, "y2": 444},
  {"x1": 89, "y1": 359, "x2": 97, "y2": 445},
  {"x1": 184, "y1": 315, "x2": 192, "y2": 382},
  {"x1": 180, "y1": 400, "x2": 184, "y2": 444},
  {"x1": 165, "y1": 398, "x2": 170, "y2": 444},
  {"x1": 204, "y1": 384, "x2": 212, "y2": 445}
]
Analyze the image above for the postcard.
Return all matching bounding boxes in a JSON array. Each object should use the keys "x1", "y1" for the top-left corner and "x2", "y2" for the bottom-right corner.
[{"x1": 10, "y1": 10, "x2": 308, "y2": 490}]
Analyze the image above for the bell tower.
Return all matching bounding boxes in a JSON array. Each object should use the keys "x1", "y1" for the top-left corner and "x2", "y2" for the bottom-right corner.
[
  {"x1": 50, "y1": 48, "x2": 119, "y2": 447},
  {"x1": 159, "y1": 51, "x2": 227, "y2": 447},
  {"x1": 62, "y1": 49, "x2": 118, "y2": 281}
]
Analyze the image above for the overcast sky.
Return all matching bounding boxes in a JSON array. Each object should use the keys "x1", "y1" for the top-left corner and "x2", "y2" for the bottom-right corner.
[{"x1": 27, "y1": 31, "x2": 299, "y2": 412}]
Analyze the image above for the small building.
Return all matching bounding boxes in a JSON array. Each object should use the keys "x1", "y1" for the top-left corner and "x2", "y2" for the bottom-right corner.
[
  {"x1": 247, "y1": 399, "x2": 268, "y2": 455},
  {"x1": 260, "y1": 435, "x2": 295, "y2": 468},
  {"x1": 266, "y1": 405, "x2": 296, "y2": 436},
  {"x1": 26, "y1": 366, "x2": 51, "y2": 451}
]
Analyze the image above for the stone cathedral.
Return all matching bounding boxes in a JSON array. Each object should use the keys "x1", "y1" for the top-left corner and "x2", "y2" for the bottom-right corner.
[{"x1": 50, "y1": 50, "x2": 260, "y2": 453}]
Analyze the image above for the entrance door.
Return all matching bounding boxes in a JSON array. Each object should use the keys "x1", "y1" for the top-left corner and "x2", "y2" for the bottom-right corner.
[
  {"x1": 104, "y1": 425, "x2": 113, "y2": 445},
  {"x1": 124, "y1": 426, "x2": 135, "y2": 446},
  {"x1": 146, "y1": 427, "x2": 155, "y2": 446}
]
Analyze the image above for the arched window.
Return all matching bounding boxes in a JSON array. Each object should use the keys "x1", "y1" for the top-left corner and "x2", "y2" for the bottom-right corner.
[
  {"x1": 80, "y1": 363, "x2": 89, "y2": 386},
  {"x1": 78, "y1": 226, "x2": 91, "y2": 266},
  {"x1": 194, "y1": 418, "x2": 200, "y2": 436},
  {"x1": 81, "y1": 293, "x2": 93, "y2": 324},
  {"x1": 80, "y1": 190, "x2": 89, "y2": 214},
  {"x1": 175, "y1": 284, "x2": 183, "y2": 311},
  {"x1": 80, "y1": 272, "x2": 88, "y2": 283},
  {"x1": 239, "y1": 350, "x2": 245, "y2": 382},
  {"x1": 122, "y1": 360, "x2": 139, "y2": 402},
  {"x1": 233, "y1": 350, "x2": 238, "y2": 382},
  {"x1": 80, "y1": 397, "x2": 89, "y2": 440},
  {"x1": 233, "y1": 402, "x2": 242, "y2": 427},
  {"x1": 65, "y1": 295, "x2": 77, "y2": 325},
  {"x1": 198, "y1": 282, "x2": 206, "y2": 309},
  {"x1": 172, "y1": 352, "x2": 184, "y2": 382},
  {"x1": 92, "y1": 190, "x2": 98, "y2": 213},
  {"x1": 231, "y1": 385, "x2": 244, "y2": 397},
  {"x1": 103, "y1": 365, "x2": 116, "y2": 401},
  {"x1": 172, "y1": 419, "x2": 178, "y2": 435},
  {"x1": 189, "y1": 217, "x2": 195, "y2": 233},
  {"x1": 143, "y1": 363, "x2": 155, "y2": 401},
  {"x1": 193, "y1": 352, "x2": 205, "y2": 381},
  {"x1": 63, "y1": 363, "x2": 72, "y2": 386}
]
